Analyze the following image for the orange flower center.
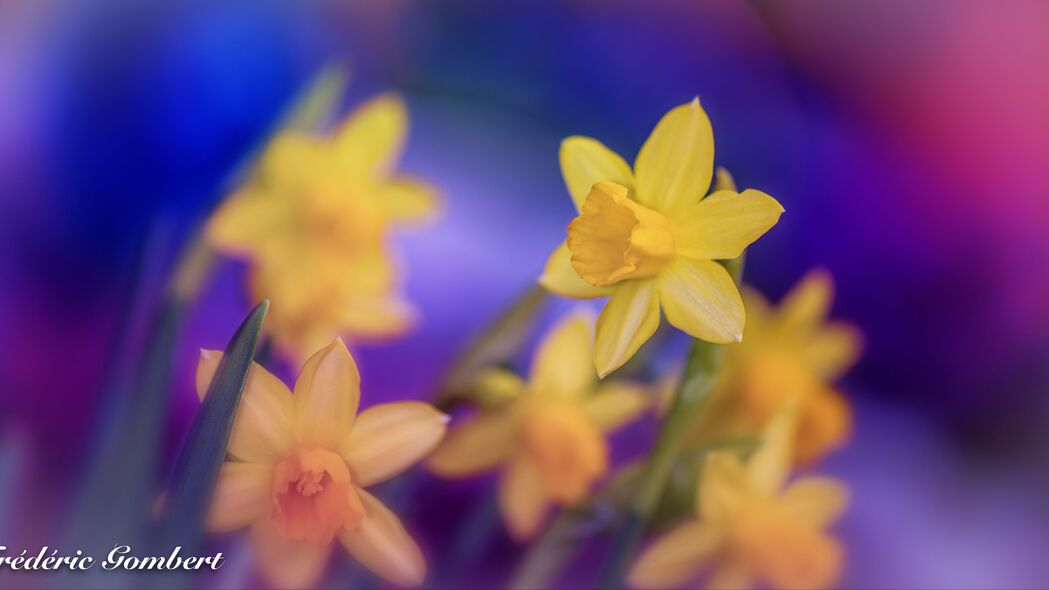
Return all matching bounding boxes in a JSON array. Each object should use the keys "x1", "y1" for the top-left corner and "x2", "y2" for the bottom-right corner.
[
  {"x1": 567, "y1": 181, "x2": 675, "y2": 286},
  {"x1": 729, "y1": 500, "x2": 842, "y2": 590},
  {"x1": 735, "y1": 350, "x2": 850, "y2": 465},
  {"x1": 271, "y1": 447, "x2": 364, "y2": 547},
  {"x1": 520, "y1": 401, "x2": 608, "y2": 504},
  {"x1": 300, "y1": 182, "x2": 386, "y2": 252}
]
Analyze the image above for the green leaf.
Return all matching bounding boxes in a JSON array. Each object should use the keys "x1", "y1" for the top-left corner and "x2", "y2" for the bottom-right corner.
[
  {"x1": 436, "y1": 283, "x2": 548, "y2": 410},
  {"x1": 156, "y1": 299, "x2": 269, "y2": 550},
  {"x1": 279, "y1": 63, "x2": 350, "y2": 132}
]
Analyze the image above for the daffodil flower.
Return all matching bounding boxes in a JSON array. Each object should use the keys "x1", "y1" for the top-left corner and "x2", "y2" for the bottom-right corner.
[
  {"x1": 727, "y1": 270, "x2": 862, "y2": 465},
  {"x1": 247, "y1": 250, "x2": 415, "y2": 362},
  {"x1": 426, "y1": 312, "x2": 649, "y2": 539},
  {"x1": 198, "y1": 339, "x2": 447, "y2": 588},
  {"x1": 207, "y1": 94, "x2": 438, "y2": 360},
  {"x1": 539, "y1": 99, "x2": 783, "y2": 377},
  {"x1": 628, "y1": 410, "x2": 848, "y2": 590}
]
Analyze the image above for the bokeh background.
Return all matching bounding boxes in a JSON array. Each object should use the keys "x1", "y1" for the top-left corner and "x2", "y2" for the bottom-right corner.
[{"x1": 1, "y1": 0, "x2": 1048, "y2": 588}]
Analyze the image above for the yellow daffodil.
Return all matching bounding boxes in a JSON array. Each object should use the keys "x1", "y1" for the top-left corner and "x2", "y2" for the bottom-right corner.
[
  {"x1": 247, "y1": 250, "x2": 415, "y2": 362},
  {"x1": 725, "y1": 270, "x2": 862, "y2": 465},
  {"x1": 539, "y1": 100, "x2": 783, "y2": 377},
  {"x1": 426, "y1": 312, "x2": 649, "y2": 539},
  {"x1": 628, "y1": 410, "x2": 848, "y2": 590},
  {"x1": 198, "y1": 338, "x2": 447, "y2": 588},
  {"x1": 206, "y1": 94, "x2": 438, "y2": 360}
]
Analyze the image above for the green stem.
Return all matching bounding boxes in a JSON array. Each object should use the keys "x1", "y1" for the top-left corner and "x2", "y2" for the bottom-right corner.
[
  {"x1": 597, "y1": 340, "x2": 723, "y2": 588},
  {"x1": 596, "y1": 255, "x2": 744, "y2": 588},
  {"x1": 510, "y1": 463, "x2": 643, "y2": 589},
  {"x1": 435, "y1": 282, "x2": 548, "y2": 411}
]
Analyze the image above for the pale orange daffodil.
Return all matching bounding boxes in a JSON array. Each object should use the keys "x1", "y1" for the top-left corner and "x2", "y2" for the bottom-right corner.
[
  {"x1": 540, "y1": 99, "x2": 784, "y2": 377},
  {"x1": 199, "y1": 339, "x2": 447, "y2": 588},
  {"x1": 206, "y1": 94, "x2": 438, "y2": 361},
  {"x1": 727, "y1": 270, "x2": 862, "y2": 465},
  {"x1": 426, "y1": 312, "x2": 649, "y2": 539},
  {"x1": 628, "y1": 409, "x2": 848, "y2": 590}
]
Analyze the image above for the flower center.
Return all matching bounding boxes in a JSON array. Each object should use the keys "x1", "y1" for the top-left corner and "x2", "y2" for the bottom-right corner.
[
  {"x1": 567, "y1": 181, "x2": 675, "y2": 286},
  {"x1": 271, "y1": 447, "x2": 364, "y2": 547},
  {"x1": 300, "y1": 183, "x2": 386, "y2": 252},
  {"x1": 729, "y1": 500, "x2": 841, "y2": 589},
  {"x1": 736, "y1": 350, "x2": 818, "y2": 421},
  {"x1": 519, "y1": 400, "x2": 608, "y2": 504}
]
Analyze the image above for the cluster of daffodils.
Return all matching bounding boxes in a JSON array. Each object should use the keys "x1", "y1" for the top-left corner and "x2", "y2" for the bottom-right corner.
[
  {"x1": 199, "y1": 339, "x2": 447, "y2": 588},
  {"x1": 196, "y1": 91, "x2": 861, "y2": 590},
  {"x1": 207, "y1": 94, "x2": 438, "y2": 361}
]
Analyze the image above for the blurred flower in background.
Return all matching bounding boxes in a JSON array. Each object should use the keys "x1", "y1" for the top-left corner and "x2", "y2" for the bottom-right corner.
[
  {"x1": 428, "y1": 311, "x2": 648, "y2": 540},
  {"x1": 684, "y1": 270, "x2": 862, "y2": 466},
  {"x1": 207, "y1": 89, "x2": 438, "y2": 361},
  {"x1": 630, "y1": 409, "x2": 848, "y2": 590}
]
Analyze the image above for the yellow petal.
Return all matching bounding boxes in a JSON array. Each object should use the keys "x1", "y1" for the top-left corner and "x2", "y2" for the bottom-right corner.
[
  {"x1": 205, "y1": 188, "x2": 289, "y2": 258},
  {"x1": 334, "y1": 93, "x2": 408, "y2": 180},
  {"x1": 293, "y1": 338, "x2": 361, "y2": 449},
  {"x1": 795, "y1": 389, "x2": 852, "y2": 466},
  {"x1": 206, "y1": 462, "x2": 272, "y2": 533},
  {"x1": 633, "y1": 99, "x2": 715, "y2": 215},
  {"x1": 658, "y1": 258, "x2": 745, "y2": 344},
  {"x1": 472, "y1": 368, "x2": 526, "y2": 407},
  {"x1": 560, "y1": 135, "x2": 635, "y2": 211},
  {"x1": 196, "y1": 350, "x2": 294, "y2": 463},
  {"x1": 426, "y1": 410, "x2": 517, "y2": 477},
  {"x1": 335, "y1": 294, "x2": 417, "y2": 341},
  {"x1": 672, "y1": 190, "x2": 784, "y2": 260},
  {"x1": 802, "y1": 322, "x2": 863, "y2": 380},
  {"x1": 340, "y1": 402, "x2": 449, "y2": 486},
  {"x1": 739, "y1": 287, "x2": 773, "y2": 342},
  {"x1": 338, "y1": 488, "x2": 426, "y2": 588},
  {"x1": 747, "y1": 407, "x2": 797, "y2": 495},
  {"x1": 250, "y1": 518, "x2": 331, "y2": 590},
  {"x1": 594, "y1": 279, "x2": 661, "y2": 378},
  {"x1": 256, "y1": 131, "x2": 328, "y2": 190},
  {"x1": 498, "y1": 458, "x2": 549, "y2": 540},
  {"x1": 706, "y1": 559, "x2": 754, "y2": 590},
  {"x1": 539, "y1": 241, "x2": 614, "y2": 299},
  {"x1": 584, "y1": 382, "x2": 649, "y2": 432},
  {"x1": 379, "y1": 177, "x2": 440, "y2": 224},
  {"x1": 713, "y1": 166, "x2": 737, "y2": 192},
  {"x1": 530, "y1": 311, "x2": 596, "y2": 397},
  {"x1": 699, "y1": 451, "x2": 750, "y2": 523},
  {"x1": 778, "y1": 269, "x2": 833, "y2": 333},
  {"x1": 779, "y1": 477, "x2": 849, "y2": 528},
  {"x1": 627, "y1": 521, "x2": 723, "y2": 590}
]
